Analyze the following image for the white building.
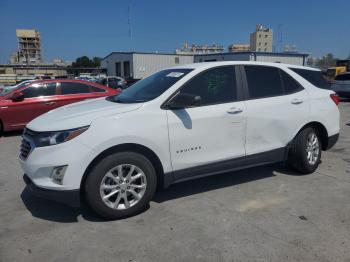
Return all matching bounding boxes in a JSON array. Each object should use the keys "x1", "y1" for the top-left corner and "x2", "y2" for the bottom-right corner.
[
  {"x1": 101, "y1": 51, "x2": 308, "y2": 79},
  {"x1": 194, "y1": 52, "x2": 309, "y2": 66},
  {"x1": 101, "y1": 52, "x2": 194, "y2": 79}
]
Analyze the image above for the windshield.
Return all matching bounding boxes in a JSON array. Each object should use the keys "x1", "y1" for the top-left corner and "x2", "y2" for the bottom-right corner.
[
  {"x1": 107, "y1": 69, "x2": 193, "y2": 103},
  {"x1": 0, "y1": 86, "x2": 17, "y2": 96},
  {"x1": 0, "y1": 81, "x2": 32, "y2": 97}
]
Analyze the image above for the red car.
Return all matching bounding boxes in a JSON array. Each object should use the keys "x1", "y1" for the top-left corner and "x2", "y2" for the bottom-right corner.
[{"x1": 0, "y1": 79, "x2": 119, "y2": 133}]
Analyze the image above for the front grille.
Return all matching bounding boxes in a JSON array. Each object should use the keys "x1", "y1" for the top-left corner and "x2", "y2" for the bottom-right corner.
[
  {"x1": 20, "y1": 128, "x2": 36, "y2": 160},
  {"x1": 20, "y1": 138, "x2": 32, "y2": 159}
]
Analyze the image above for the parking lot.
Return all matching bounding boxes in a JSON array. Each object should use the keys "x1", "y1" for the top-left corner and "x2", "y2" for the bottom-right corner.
[{"x1": 0, "y1": 102, "x2": 349, "y2": 262}]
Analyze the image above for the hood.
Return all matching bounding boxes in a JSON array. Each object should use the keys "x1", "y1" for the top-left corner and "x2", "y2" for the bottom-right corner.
[{"x1": 27, "y1": 97, "x2": 143, "y2": 131}]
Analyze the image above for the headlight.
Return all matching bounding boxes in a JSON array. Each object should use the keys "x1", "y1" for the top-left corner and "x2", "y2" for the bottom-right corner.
[{"x1": 33, "y1": 126, "x2": 89, "y2": 147}]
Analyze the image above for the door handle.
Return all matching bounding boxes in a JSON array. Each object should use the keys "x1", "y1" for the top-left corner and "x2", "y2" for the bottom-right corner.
[
  {"x1": 291, "y1": 98, "x2": 303, "y2": 105},
  {"x1": 45, "y1": 102, "x2": 56, "y2": 106},
  {"x1": 227, "y1": 107, "x2": 243, "y2": 114}
]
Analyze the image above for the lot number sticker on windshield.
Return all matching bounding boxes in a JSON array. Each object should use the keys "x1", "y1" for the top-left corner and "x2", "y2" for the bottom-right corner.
[{"x1": 166, "y1": 72, "x2": 185, "y2": 78}]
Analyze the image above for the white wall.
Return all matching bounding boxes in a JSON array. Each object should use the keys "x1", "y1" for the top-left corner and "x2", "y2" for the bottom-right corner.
[
  {"x1": 101, "y1": 53, "x2": 133, "y2": 77},
  {"x1": 133, "y1": 54, "x2": 194, "y2": 79},
  {"x1": 193, "y1": 53, "x2": 306, "y2": 66},
  {"x1": 194, "y1": 53, "x2": 251, "y2": 62},
  {"x1": 255, "y1": 54, "x2": 305, "y2": 65}
]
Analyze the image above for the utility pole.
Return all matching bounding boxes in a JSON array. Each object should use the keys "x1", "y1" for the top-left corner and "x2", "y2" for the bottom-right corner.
[
  {"x1": 277, "y1": 24, "x2": 283, "y2": 52},
  {"x1": 128, "y1": 4, "x2": 133, "y2": 41}
]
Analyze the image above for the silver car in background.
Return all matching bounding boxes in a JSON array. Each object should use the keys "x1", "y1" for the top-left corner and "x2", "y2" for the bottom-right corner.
[{"x1": 331, "y1": 73, "x2": 350, "y2": 98}]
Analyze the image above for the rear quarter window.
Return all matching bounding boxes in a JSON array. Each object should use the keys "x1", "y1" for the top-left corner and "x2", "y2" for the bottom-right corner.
[{"x1": 289, "y1": 68, "x2": 330, "y2": 89}]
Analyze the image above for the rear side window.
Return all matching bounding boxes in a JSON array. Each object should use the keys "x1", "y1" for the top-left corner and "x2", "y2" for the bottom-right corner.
[
  {"x1": 22, "y1": 83, "x2": 56, "y2": 98},
  {"x1": 90, "y1": 86, "x2": 105, "y2": 93},
  {"x1": 244, "y1": 66, "x2": 283, "y2": 99},
  {"x1": 280, "y1": 70, "x2": 303, "y2": 94},
  {"x1": 290, "y1": 68, "x2": 330, "y2": 89},
  {"x1": 61, "y1": 82, "x2": 91, "y2": 95},
  {"x1": 180, "y1": 66, "x2": 237, "y2": 106},
  {"x1": 335, "y1": 74, "x2": 350, "y2": 81}
]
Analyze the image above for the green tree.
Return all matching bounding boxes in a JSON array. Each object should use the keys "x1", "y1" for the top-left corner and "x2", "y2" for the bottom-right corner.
[
  {"x1": 67, "y1": 56, "x2": 102, "y2": 75},
  {"x1": 316, "y1": 53, "x2": 337, "y2": 69},
  {"x1": 71, "y1": 56, "x2": 101, "y2": 68}
]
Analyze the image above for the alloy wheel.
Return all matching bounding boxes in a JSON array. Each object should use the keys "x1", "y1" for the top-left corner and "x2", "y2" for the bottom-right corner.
[
  {"x1": 306, "y1": 133, "x2": 320, "y2": 165},
  {"x1": 100, "y1": 164, "x2": 147, "y2": 210}
]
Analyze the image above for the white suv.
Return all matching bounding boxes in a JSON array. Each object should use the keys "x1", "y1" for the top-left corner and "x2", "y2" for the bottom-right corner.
[{"x1": 19, "y1": 62, "x2": 340, "y2": 219}]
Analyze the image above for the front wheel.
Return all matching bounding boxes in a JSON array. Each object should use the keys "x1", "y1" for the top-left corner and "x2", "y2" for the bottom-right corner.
[
  {"x1": 287, "y1": 127, "x2": 322, "y2": 174},
  {"x1": 85, "y1": 152, "x2": 157, "y2": 219}
]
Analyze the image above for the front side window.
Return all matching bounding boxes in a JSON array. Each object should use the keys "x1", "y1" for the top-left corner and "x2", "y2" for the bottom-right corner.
[
  {"x1": 109, "y1": 69, "x2": 192, "y2": 103},
  {"x1": 245, "y1": 66, "x2": 283, "y2": 99},
  {"x1": 22, "y1": 82, "x2": 56, "y2": 98},
  {"x1": 179, "y1": 66, "x2": 237, "y2": 106},
  {"x1": 61, "y1": 82, "x2": 91, "y2": 95},
  {"x1": 290, "y1": 68, "x2": 330, "y2": 89}
]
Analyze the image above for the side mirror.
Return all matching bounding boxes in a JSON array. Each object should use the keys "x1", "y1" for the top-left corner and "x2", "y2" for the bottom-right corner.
[
  {"x1": 11, "y1": 92, "x2": 24, "y2": 102},
  {"x1": 166, "y1": 93, "x2": 201, "y2": 110}
]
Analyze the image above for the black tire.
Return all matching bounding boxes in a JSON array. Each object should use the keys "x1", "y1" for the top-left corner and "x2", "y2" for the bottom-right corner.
[
  {"x1": 287, "y1": 127, "x2": 322, "y2": 174},
  {"x1": 85, "y1": 152, "x2": 157, "y2": 219},
  {"x1": 0, "y1": 120, "x2": 3, "y2": 137}
]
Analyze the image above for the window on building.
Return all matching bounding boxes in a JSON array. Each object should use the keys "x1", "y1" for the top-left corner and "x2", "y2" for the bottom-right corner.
[
  {"x1": 115, "y1": 62, "x2": 121, "y2": 76},
  {"x1": 280, "y1": 70, "x2": 303, "y2": 94},
  {"x1": 244, "y1": 66, "x2": 284, "y2": 99},
  {"x1": 264, "y1": 48, "x2": 267, "y2": 51},
  {"x1": 289, "y1": 68, "x2": 330, "y2": 89},
  {"x1": 258, "y1": 34, "x2": 261, "y2": 38},
  {"x1": 123, "y1": 61, "x2": 130, "y2": 77},
  {"x1": 22, "y1": 82, "x2": 56, "y2": 98},
  {"x1": 60, "y1": 82, "x2": 91, "y2": 95},
  {"x1": 259, "y1": 42, "x2": 261, "y2": 46},
  {"x1": 258, "y1": 48, "x2": 261, "y2": 51},
  {"x1": 265, "y1": 34, "x2": 268, "y2": 38},
  {"x1": 179, "y1": 66, "x2": 237, "y2": 106},
  {"x1": 265, "y1": 42, "x2": 267, "y2": 46},
  {"x1": 175, "y1": 57, "x2": 180, "y2": 64}
]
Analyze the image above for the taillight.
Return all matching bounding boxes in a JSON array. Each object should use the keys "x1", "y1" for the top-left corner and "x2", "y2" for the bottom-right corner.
[{"x1": 330, "y1": 94, "x2": 339, "y2": 106}]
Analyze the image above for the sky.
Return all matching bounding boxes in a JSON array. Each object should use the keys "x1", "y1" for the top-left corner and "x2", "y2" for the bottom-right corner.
[{"x1": 0, "y1": 0, "x2": 349, "y2": 63}]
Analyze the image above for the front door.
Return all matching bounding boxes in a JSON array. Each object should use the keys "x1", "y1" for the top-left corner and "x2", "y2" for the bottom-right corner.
[
  {"x1": 166, "y1": 66, "x2": 246, "y2": 180},
  {"x1": 4, "y1": 82, "x2": 58, "y2": 130}
]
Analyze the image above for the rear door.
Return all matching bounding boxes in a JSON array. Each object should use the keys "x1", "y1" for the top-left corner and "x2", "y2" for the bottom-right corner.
[
  {"x1": 242, "y1": 65, "x2": 309, "y2": 155},
  {"x1": 56, "y1": 81, "x2": 107, "y2": 107}
]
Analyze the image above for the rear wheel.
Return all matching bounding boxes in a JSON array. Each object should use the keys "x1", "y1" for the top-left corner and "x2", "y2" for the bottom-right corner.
[
  {"x1": 287, "y1": 127, "x2": 322, "y2": 174},
  {"x1": 85, "y1": 152, "x2": 157, "y2": 219}
]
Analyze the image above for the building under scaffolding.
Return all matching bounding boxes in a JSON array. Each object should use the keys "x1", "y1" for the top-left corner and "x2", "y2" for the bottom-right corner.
[{"x1": 15, "y1": 29, "x2": 42, "y2": 65}]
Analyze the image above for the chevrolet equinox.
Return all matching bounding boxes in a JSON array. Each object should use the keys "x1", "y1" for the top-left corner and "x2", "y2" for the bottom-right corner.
[{"x1": 19, "y1": 62, "x2": 340, "y2": 219}]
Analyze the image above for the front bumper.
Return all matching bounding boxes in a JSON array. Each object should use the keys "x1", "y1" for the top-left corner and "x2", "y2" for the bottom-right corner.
[
  {"x1": 23, "y1": 174, "x2": 80, "y2": 207},
  {"x1": 19, "y1": 137, "x2": 95, "y2": 190}
]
